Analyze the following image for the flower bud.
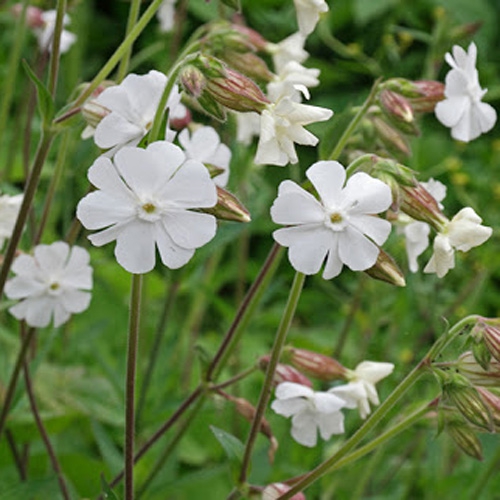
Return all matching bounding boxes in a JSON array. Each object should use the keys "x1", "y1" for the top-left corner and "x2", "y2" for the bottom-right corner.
[
  {"x1": 475, "y1": 387, "x2": 500, "y2": 431},
  {"x1": 262, "y1": 483, "x2": 306, "y2": 500},
  {"x1": 218, "y1": 51, "x2": 273, "y2": 83},
  {"x1": 377, "y1": 90, "x2": 419, "y2": 136},
  {"x1": 230, "y1": 23, "x2": 269, "y2": 52},
  {"x1": 441, "y1": 371, "x2": 493, "y2": 431},
  {"x1": 471, "y1": 317, "x2": 500, "y2": 364},
  {"x1": 201, "y1": 186, "x2": 251, "y2": 223},
  {"x1": 457, "y1": 351, "x2": 500, "y2": 387},
  {"x1": 398, "y1": 182, "x2": 448, "y2": 231},
  {"x1": 371, "y1": 116, "x2": 411, "y2": 158},
  {"x1": 11, "y1": 4, "x2": 44, "y2": 28},
  {"x1": 258, "y1": 356, "x2": 313, "y2": 387},
  {"x1": 442, "y1": 409, "x2": 483, "y2": 460},
  {"x1": 181, "y1": 56, "x2": 270, "y2": 118},
  {"x1": 364, "y1": 247, "x2": 406, "y2": 287},
  {"x1": 81, "y1": 100, "x2": 110, "y2": 129},
  {"x1": 283, "y1": 347, "x2": 347, "y2": 381},
  {"x1": 406, "y1": 81, "x2": 445, "y2": 113}
]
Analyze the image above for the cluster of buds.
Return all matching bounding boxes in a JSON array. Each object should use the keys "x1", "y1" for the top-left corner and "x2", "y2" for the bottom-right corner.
[
  {"x1": 180, "y1": 54, "x2": 270, "y2": 121},
  {"x1": 200, "y1": 21, "x2": 273, "y2": 83},
  {"x1": 469, "y1": 317, "x2": 500, "y2": 368}
]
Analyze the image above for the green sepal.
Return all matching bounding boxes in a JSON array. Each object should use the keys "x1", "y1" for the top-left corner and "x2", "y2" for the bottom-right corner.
[{"x1": 210, "y1": 425, "x2": 245, "y2": 481}]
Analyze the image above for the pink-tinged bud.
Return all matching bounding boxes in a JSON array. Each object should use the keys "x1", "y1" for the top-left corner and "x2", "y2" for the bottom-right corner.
[
  {"x1": 169, "y1": 107, "x2": 192, "y2": 130},
  {"x1": 442, "y1": 410, "x2": 483, "y2": 461},
  {"x1": 283, "y1": 348, "x2": 347, "y2": 381},
  {"x1": 364, "y1": 247, "x2": 406, "y2": 287},
  {"x1": 378, "y1": 90, "x2": 419, "y2": 136},
  {"x1": 221, "y1": 393, "x2": 278, "y2": 462},
  {"x1": 81, "y1": 100, "x2": 110, "y2": 129},
  {"x1": 230, "y1": 23, "x2": 269, "y2": 51},
  {"x1": 458, "y1": 351, "x2": 500, "y2": 387},
  {"x1": 258, "y1": 356, "x2": 313, "y2": 388},
  {"x1": 11, "y1": 4, "x2": 44, "y2": 28},
  {"x1": 180, "y1": 65, "x2": 206, "y2": 98},
  {"x1": 219, "y1": 51, "x2": 273, "y2": 83},
  {"x1": 472, "y1": 317, "x2": 500, "y2": 364},
  {"x1": 398, "y1": 182, "x2": 448, "y2": 231},
  {"x1": 441, "y1": 371, "x2": 494, "y2": 431},
  {"x1": 201, "y1": 186, "x2": 251, "y2": 223},
  {"x1": 476, "y1": 387, "x2": 500, "y2": 431},
  {"x1": 406, "y1": 81, "x2": 445, "y2": 113},
  {"x1": 262, "y1": 483, "x2": 306, "y2": 500},
  {"x1": 371, "y1": 116, "x2": 411, "y2": 158}
]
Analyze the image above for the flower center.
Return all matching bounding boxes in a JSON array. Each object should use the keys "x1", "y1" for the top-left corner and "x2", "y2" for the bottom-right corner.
[
  {"x1": 47, "y1": 280, "x2": 62, "y2": 296},
  {"x1": 330, "y1": 212, "x2": 343, "y2": 224},
  {"x1": 325, "y1": 209, "x2": 348, "y2": 231},
  {"x1": 137, "y1": 199, "x2": 163, "y2": 222}
]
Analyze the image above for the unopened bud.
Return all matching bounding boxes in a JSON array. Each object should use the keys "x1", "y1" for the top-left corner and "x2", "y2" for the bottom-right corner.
[
  {"x1": 283, "y1": 348, "x2": 347, "y2": 381},
  {"x1": 180, "y1": 65, "x2": 206, "y2": 98},
  {"x1": 472, "y1": 317, "x2": 500, "y2": 364},
  {"x1": 441, "y1": 371, "x2": 493, "y2": 431},
  {"x1": 443, "y1": 410, "x2": 483, "y2": 460},
  {"x1": 262, "y1": 483, "x2": 306, "y2": 500},
  {"x1": 364, "y1": 247, "x2": 406, "y2": 287},
  {"x1": 406, "y1": 80, "x2": 445, "y2": 113},
  {"x1": 201, "y1": 186, "x2": 250, "y2": 223},
  {"x1": 11, "y1": 4, "x2": 44, "y2": 28},
  {"x1": 398, "y1": 182, "x2": 447, "y2": 231},
  {"x1": 378, "y1": 90, "x2": 419, "y2": 136},
  {"x1": 81, "y1": 100, "x2": 110, "y2": 129},
  {"x1": 457, "y1": 351, "x2": 500, "y2": 387},
  {"x1": 476, "y1": 387, "x2": 500, "y2": 431},
  {"x1": 258, "y1": 356, "x2": 313, "y2": 387},
  {"x1": 230, "y1": 23, "x2": 269, "y2": 51},
  {"x1": 219, "y1": 51, "x2": 273, "y2": 83},
  {"x1": 371, "y1": 116, "x2": 411, "y2": 158}
]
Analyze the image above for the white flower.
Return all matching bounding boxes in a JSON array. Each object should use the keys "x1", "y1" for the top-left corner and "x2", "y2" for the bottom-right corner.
[
  {"x1": 424, "y1": 207, "x2": 492, "y2": 278},
  {"x1": 329, "y1": 361, "x2": 394, "y2": 419},
  {"x1": 267, "y1": 61, "x2": 320, "y2": 102},
  {"x1": 268, "y1": 33, "x2": 309, "y2": 73},
  {"x1": 399, "y1": 178, "x2": 446, "y2": 272},
  {"x1": 87, "y1": 71, "x2": 184, "y2": 155},
  {"x1": 0, "y1": 193, "x2": 23, "y2": 250},
  {"x1": 157, "y1": 0, "x2": 177, "y2": 33},
  {"x1": 271, "y1": 161, "x2": 392, "y2": 279},
  {"x1": 271, "y1": 382, "x2": 347, "y2": 447},
  {"x1": 178, "y1": 126, "x2": 231, "y2": 187},
  {"x1": 435, "y1": 42, "x2": 497, "y2": 142},
  {"x1": 5, "y1": 242, "x2": 92, "y2": 328},
  {"x1": 294, "y1": 0, "x2": 329, "y2": 36},
  {"x1": 76, "y1": 141, "x2": 217, "y2": 274},
  {"x1": 254, "y1": 97, "x2": 332, "y2": 166},
  {"x1": 35, "y1": 10, "x2": 76, "y2": 54}
]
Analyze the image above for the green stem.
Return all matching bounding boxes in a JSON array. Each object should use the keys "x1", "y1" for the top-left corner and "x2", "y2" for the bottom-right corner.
[
  {"x1": 117, "y1": 0, "x2": 142, "y2": 82},
  {"x1": 0, "y1": 130, "x2": 55, "y2": 299},
  {"x1": 206, "y1": 243, "x2": 284, "y2": 382},
  {"x1": 468, "y1": 434, "x2": 500, "y2": 498},
  {"x1": 34, "y1": 131, "x2": 70, "y2": 244},
  {"x1": 47, "y1": 0, "x2": 67, "y2": 96},
  {"x1": 0, "y1": 327, "x2": 37, "y2": 440},
  {"x1": 279, "y1": 316, "x2": 480, "y2": 499},
  {"x1": 124, "y1": 274, "x2": 143, "y2": 500},
  {"x1": 0, "y1": 0, "x2": 28, "y2": 171},
  {"x1": 239, "y1": 272, "x2": 306, "y2": 485},
  {"x1": 326, "y1": 77, "x2": 382, "y2": 161}
]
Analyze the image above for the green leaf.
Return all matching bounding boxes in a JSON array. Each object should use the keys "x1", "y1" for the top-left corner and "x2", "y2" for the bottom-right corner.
[
  {"x1": 22, "y1": 60, "x2": 55, "y2": 125},
  {"x1": 100, "y1": 474, "x2": 120, "y2": 500},
  {"x1": 209, "y1": 426, "x2": 245, "y2": 480}
]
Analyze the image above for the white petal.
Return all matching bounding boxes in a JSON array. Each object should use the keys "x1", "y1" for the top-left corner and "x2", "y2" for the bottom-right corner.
[
  {"x1": 338, "y1": 227, "x2": 379, "y2": 271},
  {"x1": 5, "y1": 276, "x2": 45, "y2": 299},
  {"x1": 34, "y1": 242, "x2": 69, "y2": 274},
  {"x1": 448, "y1": 207, "x2": 492, "y2": 251},
  {"x1": 155, "y1": 223, "x2": 195, "y2": 269},
  {"x1": 77, "y1": 191, "x2": 135, "y2": 230},
  {"x1": 52, "y1": 302, "x2": 71, "y2": 327},
  {"x1": 322, "y1": 246, "x2": 344, "y2": 279},
  {"x1": 271, "y1": 398, "x2": 309, "y2": 417},
  {"x1": 59, "y1": 289, "x2": 91, "y2": 314},
  {"x1": 354, "y1": 361, "x2": 394, "y2": 384},
  {"x1": 349, "y1": 215, "x2": 392, "y2": 246},
  {"x1": 342, "y1": 173, "x2": 392, "y2": 215},
  {"x1": 94, "y1": 113, "x2": 143, "y2": 149},
  {"x1": 275, "y1": 382, "x2": 314, "y2": 400},
  {"x1": 316, "y1": 411, "x2": 345, "y2": 439},
  {"x1": 423, "y1": 234, "x2": 454, "y2": 278},
  {"x1": 162, "y1": 210, "x2": 216, "y2": 249},
  {"x1": 435, "y1": 96, "x2": 468, "y2": 128},
  {"x1": 291, "y1": 410, "x2": 318, "y2": 447},
  {"x1": 404, "y1": 221, "x2": 430, "y2": 272},
  {"x1": 114, "y1": 220, "x2": 156, "y2": 274},
  {"x1": 306, "y1": 161, "x2": 346, "y2": 208},
  {"x1": 270, "y1": 190, "x2": 325, "y2": 225},
  {"x1": 313, "y1": 391, "x2": 346, "y2": 413}
]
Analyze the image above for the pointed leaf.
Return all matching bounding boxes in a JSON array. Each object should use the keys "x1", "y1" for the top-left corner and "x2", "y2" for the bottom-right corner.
[{"x1": 22, "y1": 60, "x2": 55, "y2": 125}]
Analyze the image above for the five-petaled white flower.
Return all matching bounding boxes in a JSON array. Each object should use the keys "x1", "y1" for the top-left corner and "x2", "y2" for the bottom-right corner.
[
  {"x1": 76, "y1": 141, "x2": 217, "y2": 274},
  {"x1": 435, "y1": 42, "x2": 497, "y2": 142},
  {"x1": 293, "y1": 0, "x2": 329, "y2": 36},
  {"x1": 35, "y1": 10, "x2": 76, "y2": 54},
  {"x1": 178, "y1": 126, "x2": 231, "y2": 187},
  {"x1": 423, "y1": 207, "x2": 492, "y2": 278},
  {"x1": 0, "y1": 193, "x2": 23, "y2": 250},
  {"x1": 87, "y1": 71, "x2": 185, "y2": 155},
  {"x1": 5, "y1": 242, "x2": 92, "y2": 328},
  {"x1": 329, "y1": 361, "x2": 394, "y2": 419},
  {"x1": 271, "y1": 161, "x2": 392, "y2": 278},
  {"x1": 255, "y1": 96, "x2": 332, "y2": 166},
  {"x1": 271, "y1": 382, "x2": 347, "y2": 447}
]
